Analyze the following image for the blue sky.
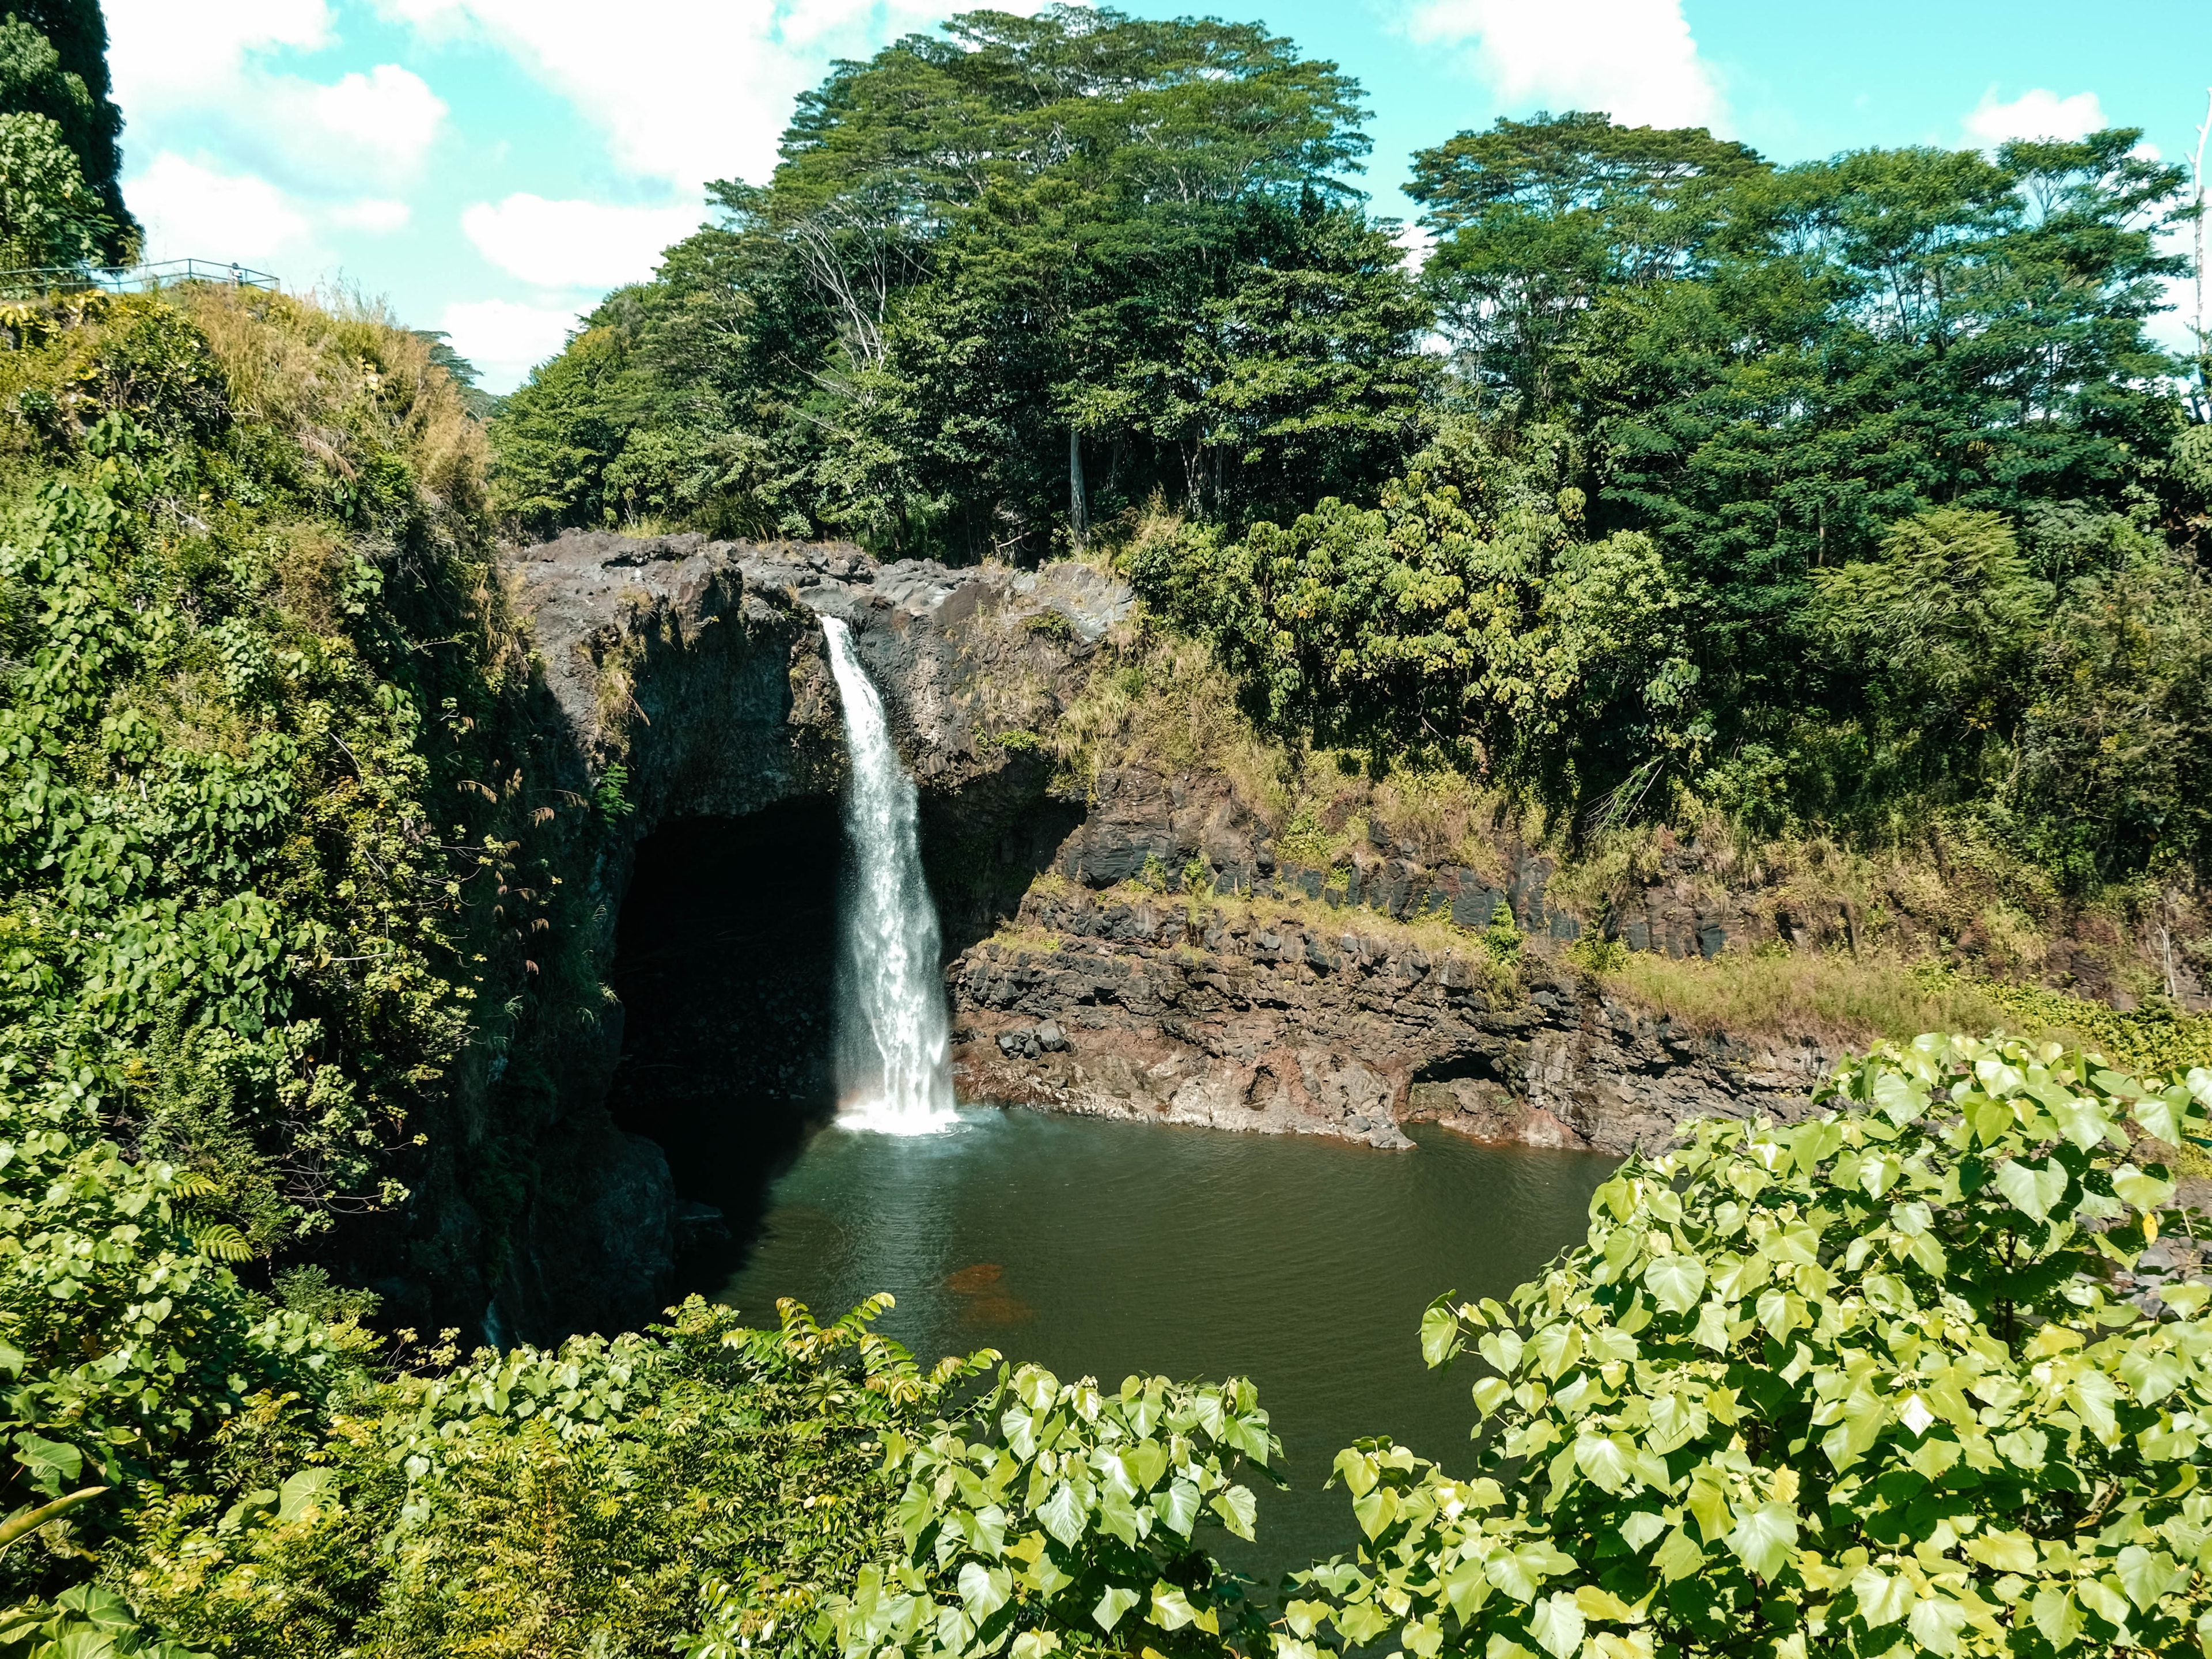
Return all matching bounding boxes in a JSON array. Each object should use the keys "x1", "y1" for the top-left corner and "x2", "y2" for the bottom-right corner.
[{"x1": 108, "y1": 0, "x2": 2212, "y2": 392}]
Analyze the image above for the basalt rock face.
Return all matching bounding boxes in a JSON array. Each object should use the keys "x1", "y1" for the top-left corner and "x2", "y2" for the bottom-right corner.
[
  {"x1": 491, "y1": 529, "x2": 2183, "y2": 1341},
  {"x1": 477, "y1": 530, "x2": 1130, "y2": 1342},
  {"x1": 948, "y1": 887, "x2": 1840, "y2": 1156},
  {"x1": 513, "y1": 527, "x2": 1131, "y2": 819}
]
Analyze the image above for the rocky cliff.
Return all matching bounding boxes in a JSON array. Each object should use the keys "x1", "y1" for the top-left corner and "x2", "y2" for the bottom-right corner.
[
  {"x1": 463, "y1": 529, "x2": 1133, "y2": 1340},
  {"x1": 466, "y1": 529, "x2": 2200, "y2": 1343},
  {"x1": 948, "y1": 886, "x2": 1836, "y2": 1156}
]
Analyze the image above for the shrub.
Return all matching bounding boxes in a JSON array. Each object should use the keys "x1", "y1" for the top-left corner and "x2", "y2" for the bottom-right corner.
[
  {"x1": 1480, "y1": 903, "x2": 1522, "y2": 966},
  {"x1": 116, "y1": 1297, "x2": 1274, "y2": 1659},
  {"x1": 1288, "y1": 1035, "x2": 2212, "y2": 1659},
  {"x1": 822, "y1": 1365, "x2": 1277, "y2": 1659},
  {"x1": 118, "y1": 1297, "x2": 976, "y2": 1658},
  {"x1": 0, "y1": 1085, "x2": 362, "y2": 1639}
]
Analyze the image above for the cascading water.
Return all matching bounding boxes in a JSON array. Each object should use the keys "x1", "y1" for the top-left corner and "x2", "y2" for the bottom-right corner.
[{"x1": 821, "y1": 616, "x2": 957, "y2": 1134}]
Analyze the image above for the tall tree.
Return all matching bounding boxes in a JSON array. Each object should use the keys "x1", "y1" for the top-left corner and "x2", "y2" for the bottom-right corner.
[
  {"x1": 0, "y1": 1, "x2": 132, "y2": 260},
  {"x1": 493, "y1": 6, "x2": 1433, "y2": 558},
  {"x1": 1413, "y1": 113, "x2": 2189, "y2": 804},
  {"x1": 1407, "y1": 111, "x2": 1767, "y2": 414}
]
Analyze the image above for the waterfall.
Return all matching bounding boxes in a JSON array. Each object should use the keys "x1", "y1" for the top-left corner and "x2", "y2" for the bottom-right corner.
[{"x1": 821, "y1": 616, "x2": 957, "y2": 1134}]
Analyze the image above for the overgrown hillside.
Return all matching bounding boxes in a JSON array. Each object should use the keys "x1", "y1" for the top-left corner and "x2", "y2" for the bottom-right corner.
[{"x1": 0, "y1": 286, "x2": 588, "y2": 1254}]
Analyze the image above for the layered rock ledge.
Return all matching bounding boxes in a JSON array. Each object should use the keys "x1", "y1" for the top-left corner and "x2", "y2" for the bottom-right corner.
[{"x1": 948, "y1": 885, "x2": 1839, "y2": 1155}]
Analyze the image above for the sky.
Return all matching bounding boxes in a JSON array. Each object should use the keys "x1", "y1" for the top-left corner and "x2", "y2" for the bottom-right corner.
[{"x1": 107, "y1": 0, "x2": 2212, "y2": 393}]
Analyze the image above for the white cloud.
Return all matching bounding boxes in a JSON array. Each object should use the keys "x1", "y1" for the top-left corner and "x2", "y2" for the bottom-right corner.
[
  {"x1": 373, "y1": 0, "x2": 1036, "y2": 188},
  {"x1": 1963, "y1": 88, "x2": 2107, "y2": 147},
  {"x1": 130, "y1": 154, "x2": 313, "y2": 264},
  {"x1": 105, "y1": 0, "x2": 332, "y2": 109},
  {"x1": 1392, "y1": 221, "x2": 1435, "y2": 272},
  {"x1": 461, "y1": 194, "x2": 700, "y2": 289},
  {"x1": 141, "y1": 62, "x2": 451, "y2": 198},
  {"x1": 108, "y1": 1, "x2": 448, "y2": 204},
  {"x1": 1403, "y1": 0, "x2": 1725, "y2": 131},
  {"x1": 439, "y1": 298, "x2": 584, "y2": 392},
  {"x1": 305, "y1": 66, "x2": 449, "y2": 176},
  {"x1": 328, "y1": 198, "x2": 412, "y2": 233}
]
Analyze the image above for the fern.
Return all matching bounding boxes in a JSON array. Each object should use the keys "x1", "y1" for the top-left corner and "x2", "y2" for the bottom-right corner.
[{"x1": 190, "y1": 1224, "x2": 252, "y2": 1263}]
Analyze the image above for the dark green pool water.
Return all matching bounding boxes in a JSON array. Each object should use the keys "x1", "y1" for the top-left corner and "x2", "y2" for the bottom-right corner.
[{"x1": 715, "y1": 1107, "x2": 1611, "y2": 1579}]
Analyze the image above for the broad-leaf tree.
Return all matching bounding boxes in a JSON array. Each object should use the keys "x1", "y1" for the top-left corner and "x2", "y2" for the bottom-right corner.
[
  {"x1": 0, "y1": 1, "x2": 132, "y2": 263},
  {"x1": 491, "y1": 5, "x2": 1433, "y2": 558}
]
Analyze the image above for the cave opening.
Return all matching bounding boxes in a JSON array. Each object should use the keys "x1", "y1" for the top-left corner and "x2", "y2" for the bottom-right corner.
[{"x1": 605, "y1": 798, "x2": 844, "y2": 1290}]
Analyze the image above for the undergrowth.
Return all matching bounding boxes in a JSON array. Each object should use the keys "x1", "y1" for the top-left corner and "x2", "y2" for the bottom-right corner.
[
  {"x1": 1048, "y1": 622, "x2": 1287, "y2": 812},
  {"x1": 0, "y1": 283, "x2": 615, "y2": 1624},
  {"x1": 1575, "y1": 946, "x2": 2212, "y2": 1078}
]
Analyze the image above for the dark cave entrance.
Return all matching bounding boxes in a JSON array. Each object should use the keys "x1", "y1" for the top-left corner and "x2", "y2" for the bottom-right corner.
[{"x1": 605, "y1": 799, "x2": 844, "y2": 1290}]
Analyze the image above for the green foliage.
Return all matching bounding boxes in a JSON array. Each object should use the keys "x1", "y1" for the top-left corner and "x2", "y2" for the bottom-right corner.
[
  {"x1": 1564, "y1": 935, "x2": 1630, "y2": 975},
  {"x1": 0, "y1": 1581, "x2": 202, "y2": 1657},
  {"x1": 2004, "y1": 545, "x2": 2212, "y2": 885},
  {"x1": 111, "y1": 1296, "x2": 960, "y2": 1657},
  {"x1": 0, "y1": 110, "x2": 108, "y2": 270},
  {"x1": 1407, "y1": 111, "x2": 1765, "y2": 414},
  {"x1": 0, "y1": 285, "x2": 618, "y2": 1639},
  {"x1": 0, "y1": 1113, "x2": 345, "y2": 1508},
  {"x1": 1424, "y1": 116, "x2": 2186, "y2": 585},
  {"x1": 0, "y1": 2, "x2": 131, "y2": 262},
  {"x1": 114, "y1": 1294, "x2": 1277, "y2": 1659},
  {"x1": 0, "y1": 290, "x2": 533, "y2": 1250},
  {"x1": 1372, "y1": 109, "x2": 2207, "y2": 883},
  {"x1": 1912, "y1": 964, "x2": 2212, "y2": 1079},
  {"x1": 826, "y1": 1366, "x2": 1278, "y2": 1659},
  {"x1": 593, "y1": 759, "x2": 635, "y2": 823},
  {"x1": 486, "y1": 323, "x2": 641, "y2": 531},
  {"x1": 0, "y1": 1076, "x2": 365, "y2": 1631},
  {"x1": 1479, "y1": 904, "x2": 1522, "y2": 966},
  {"x1": 491, "y1": 6, "x2": 1431, "y2": 557},
  {"x1": 1289, "y1": 1035, "x2": 2212, "y2": 1659},
  {"x1": 1808, "y1": 509, "x2": 2047, "y2": 732},
  {"x1": 1128, "y1": 418, "x2": 1695, "y2": 791}
]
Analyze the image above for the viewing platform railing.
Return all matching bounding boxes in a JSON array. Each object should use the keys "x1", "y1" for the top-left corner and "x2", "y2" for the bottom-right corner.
[{"x1": 0, "y1": 259, "x2": 279, "y2": 301}]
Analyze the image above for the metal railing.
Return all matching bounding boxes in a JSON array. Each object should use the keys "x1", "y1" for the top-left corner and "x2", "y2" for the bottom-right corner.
[{"x1": 0, "y1": 258, "x2": 279, "y2": 300}]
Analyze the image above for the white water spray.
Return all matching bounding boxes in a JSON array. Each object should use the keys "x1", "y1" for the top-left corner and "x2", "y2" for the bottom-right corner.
[{"x1": 823, "y1": 616, "x2": 957, "y2": 1134}]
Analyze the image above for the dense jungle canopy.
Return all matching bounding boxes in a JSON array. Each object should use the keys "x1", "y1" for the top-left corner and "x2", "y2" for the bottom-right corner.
[{"x1": 494, "y1": 4, "x2": 2212, "y2": 892}]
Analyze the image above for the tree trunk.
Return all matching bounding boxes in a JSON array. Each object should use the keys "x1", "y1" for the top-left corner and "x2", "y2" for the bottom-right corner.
[{"x1": 1069, "y1": 426, "x2": 1088, "y2": 552}]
